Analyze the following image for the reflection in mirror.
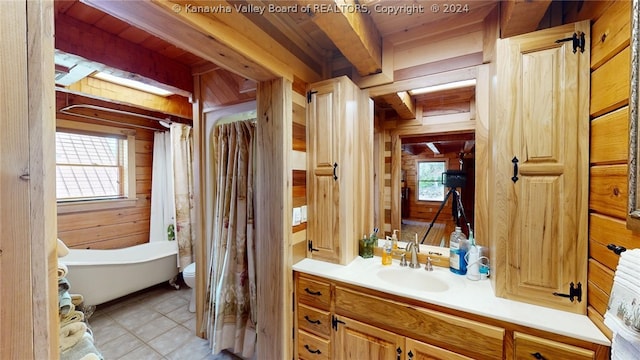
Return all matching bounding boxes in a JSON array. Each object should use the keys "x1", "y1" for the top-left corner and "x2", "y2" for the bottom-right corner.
[
  {"x1": 375, "y1": 77, "x2": 478, "y2": 248},
  {"x1": 628, "y1": 0, "x2": 640, "y2": 230},
  {"x1": 400, "y1": 133, "x2": 475, "y2": 246}
]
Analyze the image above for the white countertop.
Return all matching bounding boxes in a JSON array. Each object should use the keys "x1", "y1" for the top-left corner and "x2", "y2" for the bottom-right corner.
[{"x1": 293, "y1": 255, "x2": 611, "y2": 346}]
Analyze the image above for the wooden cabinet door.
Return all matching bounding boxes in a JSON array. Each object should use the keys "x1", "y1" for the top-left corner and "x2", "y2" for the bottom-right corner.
[
  {"x1": 493, "y1": 21, "x2": 590, "y2": 313},
  {"x1": 405, "y1": 338, "x2": 474, "y2": 360},
  {"x1": 334, "y1": 315, "x2": 405, "y2": 360},
  {"x1": 307, "y1": 80, "x2": 341, "y2": 263}
]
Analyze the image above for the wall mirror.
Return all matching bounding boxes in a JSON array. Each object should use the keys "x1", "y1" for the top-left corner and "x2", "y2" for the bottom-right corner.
[
  {"x1": 627, "y1": 0, "x2": 640, "y2": 231},
  {"x1": 370, "y1": 65, "x2": 489, "y2": 249}
]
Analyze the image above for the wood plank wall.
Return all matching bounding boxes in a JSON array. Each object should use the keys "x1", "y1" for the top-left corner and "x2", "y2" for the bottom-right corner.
[
  {"x1": 565, "y1": 0, "x2": 634, "y2": 339},
  {"x1": 56, "y1": 119, "x2": 155, "y2": 250},
  {"x1": 292, "y1": 82, "x2": 308, "y2": 264}
]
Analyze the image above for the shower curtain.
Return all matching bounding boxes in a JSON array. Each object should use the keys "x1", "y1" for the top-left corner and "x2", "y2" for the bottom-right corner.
[
  {"x1": 149, "y1": 124, "x2": 195, "y2": 271},
  {"x1": 171, "y1": 123, "x2": 196, "y2": 271},
  {"x1": 205, "y1": 120, "x2": 256, "y2": 358},
  {"x1": 149, "y1": 131, "x2": 175, "y2": 242}
]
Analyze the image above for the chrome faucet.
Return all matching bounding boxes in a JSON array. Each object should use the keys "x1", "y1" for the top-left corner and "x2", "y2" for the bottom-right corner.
[{"x1": 405, "y1": 240, "x2": 420, "y2": 269}]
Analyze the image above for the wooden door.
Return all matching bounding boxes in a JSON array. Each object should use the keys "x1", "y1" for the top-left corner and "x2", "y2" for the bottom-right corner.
[
  {"x1": 334, "y1": 315, "x2": 405, "y2": 360},
  {"x1": 493, "y1": 21, "x2": 590, "y2": 313},
  {"x1": 307, "y1": 80, "x2": 341, "y2": 263},
  {"x1": 405, "y1": 338, "x2": 474, "y2": 360}
]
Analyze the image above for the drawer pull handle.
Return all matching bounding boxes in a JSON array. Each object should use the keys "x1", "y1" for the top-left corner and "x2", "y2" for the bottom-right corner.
[
  {"x1": 304, "y1": 288, "x2": 322, "y2": 296},
  {"x1": 304, "y1": 315, "x2": 321, "y2": 324},
  {"x1": 304, "y1": 345, "x2": 321, "y2": 354},
  {"x1": 531, "y1": 352, "x2": 546, "y2": 360}
]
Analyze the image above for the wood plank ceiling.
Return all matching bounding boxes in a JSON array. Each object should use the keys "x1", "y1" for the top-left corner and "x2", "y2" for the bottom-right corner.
[{"x1": 54, "y1": 0, "x2": 551, "y2": 119}]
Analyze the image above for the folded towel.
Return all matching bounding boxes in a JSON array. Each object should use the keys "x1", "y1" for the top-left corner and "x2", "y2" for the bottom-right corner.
[
  {"x1": 79, "y1": 354, "x2": 101, "y2": 360},
  {"x1": 605, "y1": 248, "x2": 640, "y2": 358},
  {"x1": 59, "y1": 321, "x2": 87, "y2": 352},
  {"x1": 71, "y1": 294, "x2": 84, "y2": 307},
  {"x1": 611, "y1": 333, "x2": 640, "y2": 360},
  {"x1": 60, "y1": 332, "x2": 103, "y2": 360},
  {"x1": 57, "y1": 263, "x2": 68, "y2": 279},
  {"x1": 617, "y1": 258, "x2": 640, "y2": 279},
  {"x1": 59, "y1": 291, "x2": 73, "y2": 316},
  {"x1": 60, "y1": 310, "x2": 85, "y2": 327},
  {"x1": 58, "y1": 238, "x2": 70, "y2": 258},
  {"x1": 59, "y1": 277, "x2": 70, "y2": 294}
]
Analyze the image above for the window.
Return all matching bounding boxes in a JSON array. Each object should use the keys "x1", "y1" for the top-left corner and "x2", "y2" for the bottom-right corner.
[
  {"x1": 417, "y1": 161, "x2": 446, "y2": 202},
  {"x1": 55, "y1": 120, "x2": 136, "y2": 209}
]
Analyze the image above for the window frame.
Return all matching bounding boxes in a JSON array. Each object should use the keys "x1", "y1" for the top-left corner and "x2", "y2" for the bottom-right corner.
[
  {"x1": 56, "y1": 119, "x2": 137, "y2": 214},
  {"x1": 415, "y1": 159, "x2": 448, "y2": 203}
]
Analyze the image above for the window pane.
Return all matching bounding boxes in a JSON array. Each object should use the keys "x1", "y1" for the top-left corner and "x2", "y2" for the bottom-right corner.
[
  {"x1": 417, "y1": 162, "x2": 446, "y2": 201},
  {"x1": 56, "y1": 131, "x2": 123, "y2": 200}
]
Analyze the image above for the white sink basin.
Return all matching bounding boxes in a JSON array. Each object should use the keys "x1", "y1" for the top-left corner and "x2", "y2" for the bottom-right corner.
[{"x1": 375, "y1": 268, "x2": 452, "y2": 292}]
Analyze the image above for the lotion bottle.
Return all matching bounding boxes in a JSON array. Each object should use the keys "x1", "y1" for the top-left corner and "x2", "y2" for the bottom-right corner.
[
  {"x1": 466, "y1": 230, "x2": 480, "y2": 280},
  {"x1": 382, "y1": 236, "x2": 393, "y2": 265},
  {"x1": 391, "y1": 229, "x2": 399, "y2": 250}
]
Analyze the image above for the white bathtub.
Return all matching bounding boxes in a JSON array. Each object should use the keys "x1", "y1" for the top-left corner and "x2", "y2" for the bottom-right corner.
[{"x1": 60, "y1": 241, "x2": 179, "y2": 306}]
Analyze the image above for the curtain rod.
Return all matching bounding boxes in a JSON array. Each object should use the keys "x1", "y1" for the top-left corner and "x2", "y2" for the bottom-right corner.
[{"x1": 59, "y1": 104, "x2": 173, "y2": 131}]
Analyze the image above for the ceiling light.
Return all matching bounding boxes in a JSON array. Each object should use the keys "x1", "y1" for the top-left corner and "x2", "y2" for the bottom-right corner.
[
  {"x1": 408, "y1": 79, "x2": 476, "y2": 95},
  {"x1": 93, "y1": 72, "x2": 174, "y2": 97}
]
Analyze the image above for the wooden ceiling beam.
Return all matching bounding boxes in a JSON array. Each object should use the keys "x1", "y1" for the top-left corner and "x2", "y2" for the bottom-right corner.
[
  {"x1": 82, "y1": 0, "x2": 304, "y2": 83},
  {"x1": 500, "y1": 0, "x2": 552, "y2": 38},
  {"x1": 379, "y1": 91, "x2": 415, "y2": 120},
  {"x1": 55, "y1": 88, "x2": 192, "y2": 129},
  {"x1": 55, "y1": 12, "x2": 194, "y2": 93},
  {"x1": 303, "y1": 0, "x2": 382, "y2": 76}
]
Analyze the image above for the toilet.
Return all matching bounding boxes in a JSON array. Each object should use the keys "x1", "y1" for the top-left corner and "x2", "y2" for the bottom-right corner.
[{"x1": 183, "y1": 262, "x2": 196, "y2": 313}]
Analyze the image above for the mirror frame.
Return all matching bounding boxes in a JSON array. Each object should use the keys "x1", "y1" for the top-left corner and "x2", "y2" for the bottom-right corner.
[{"x1": 628, "y1": 0, "x2": 640, "y2": 230}]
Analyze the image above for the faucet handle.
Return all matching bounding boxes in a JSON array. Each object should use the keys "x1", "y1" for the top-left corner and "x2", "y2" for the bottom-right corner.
[
  {"x1": 399, "y1": 253, "x2": 407, "y2": 267},
  {"x1": 425, "y1": 257, "x2": 434, "y2": 271}
]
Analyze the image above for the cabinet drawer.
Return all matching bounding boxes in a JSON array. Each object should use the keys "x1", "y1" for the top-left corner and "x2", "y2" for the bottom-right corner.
[
  {"x1": 297, "y1": 276, "x2": 331, "y2": 310},
  {"x1": 298, "y1": 303, "x2": 331, "y2": 338},
  {"x1": 335, "y1": 286, "x2": 504, "y2": 359},
  {"x1": 298, "y1": 330, "x2": 330, "y2": 360},
  {"x1": 513, "y1": 332, "x2": 595, "y2": 360}
]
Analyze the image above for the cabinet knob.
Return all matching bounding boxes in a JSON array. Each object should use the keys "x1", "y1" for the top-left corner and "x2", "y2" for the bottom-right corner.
[{"x1": 531, "y1": 352, "x2": 546, "y2": 360}]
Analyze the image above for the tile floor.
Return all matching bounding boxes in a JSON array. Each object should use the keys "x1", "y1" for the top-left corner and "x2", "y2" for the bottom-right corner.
[{"x1": 88, "y1": 283, "x2": 241, "y2": 360}]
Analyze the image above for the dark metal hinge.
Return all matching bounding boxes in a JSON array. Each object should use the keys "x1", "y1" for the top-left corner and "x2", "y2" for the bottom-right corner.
[
  {"x1": 308, "y1": 240, "x2": 319, "y2": 253},
  {"x1": 552, "y1": 282, "x2": 582, "y2": 302},
  {"x1": 331, "y1": 315, "x2": 345, "y2": 331},
  {"x1": 307, "y1": 90, "x2": 317, "y2": 103},
  {"x1": 555, "y1": 32, "x2": 585, "y2": 53}
]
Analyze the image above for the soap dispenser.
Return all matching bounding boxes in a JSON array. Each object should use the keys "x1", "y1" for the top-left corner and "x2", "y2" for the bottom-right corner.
[{"x1": 391, "y1": 229, "x2": 399, "y2": 250}]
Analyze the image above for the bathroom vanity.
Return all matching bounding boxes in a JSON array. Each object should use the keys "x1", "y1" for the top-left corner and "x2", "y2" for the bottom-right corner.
[{"x1": 293, "y1": 256, "x2": 610, "y2": 360}]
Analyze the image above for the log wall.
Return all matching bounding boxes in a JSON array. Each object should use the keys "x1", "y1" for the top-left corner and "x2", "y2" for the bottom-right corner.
[{"x1": 566, "y1": 0, "x2": 635, "y2": 339}]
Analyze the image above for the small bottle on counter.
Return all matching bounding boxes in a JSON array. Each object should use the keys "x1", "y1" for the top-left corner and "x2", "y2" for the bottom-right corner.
[
  {"x1": 381, "y1": 236, "x2": 393, "y2": 265},
  {"x1": 391, "y1": 229, "x2": 399, "y2": 250},
  {"x1": 449, "y1": 226, "x2": 468, "y2": 275},
  {"x1": 466, "y1": 230, "x2": 480, "y2": 280}
]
